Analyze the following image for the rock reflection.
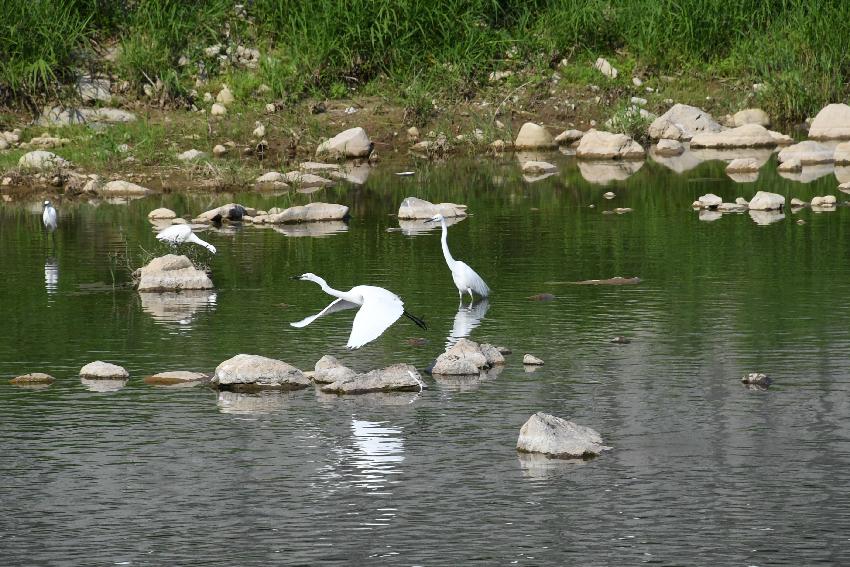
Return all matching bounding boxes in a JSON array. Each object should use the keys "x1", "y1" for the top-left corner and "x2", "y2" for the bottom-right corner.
[
  {"x1": 698, "y1": 210, "x2": 722, "y2": 222},
  {"x1": 778, "y1": 164, "x2": 834, "y2": 183},
  {"x1": 80, "y1": 377, "x2": 127, "y2": 392},
  {"x1": 577, "y1": 160, "x2": 642, "y2": 185},
  {"x1": 216, "y1": 390, "x2": 295, "y2": 415},
  {"x1": 432, "y1": 365, "x2": 502, "y2": 392},
  {"x1": 517, "y1": 451, "x2": 587, "y2": 480},
  {"x1": 649, "y1": 146, "x2": 703, "y2": 173},
  {"x1": 395, "y1": 215, "x2": 464, "y2": 236},
  {"x1": 330, "y1": 163, "x2": 371, "y2": 185},
  {"x1": 139, "y1": 290, "x2": 217, "y2": 327},
  {"x1": 446, "y1": 298, "x2": 490, "y2": 348},
  {"x1": 749, "y1": 209, "x2": 785, "y2": 226},
  {"x1": 834, "y1": 165, "x2": 850, "y2": 184},
  {"x1": 727, "y1": 171, "x2": 759, "y2": 183},
  {"x1": 44, "y1": 256, "x2": 58, "y2": 296},
  {"x1": 266, "y1": 221, "x2": 349, "y2": 237}
]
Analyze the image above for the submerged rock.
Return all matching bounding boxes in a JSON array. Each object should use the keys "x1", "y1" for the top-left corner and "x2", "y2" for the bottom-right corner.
[
  {"x1": 144, "y1": 371, "x2": 209, "y2": 386},
  {"x1": 316, "y1": 127, "x2": 372, "y2": 159},
  {"x1": 432, "y1": 338, "x2": 504, "y2": 375},
  {"x1": 320, "y1": 363, "x2": 424, "y2": 394},
  {"x1": 808, "y1": 103, "x2": 850, "y2": 139},
  {"x1": 135, "y1": 254, "x2": 214, "y2": 292},
  {"x1": 80, "y1": 361, "x2": 129, "y2": 379},
  {"x1": 212, "y1": 354, "x2": 309, "y2": 391},
  {"x1": 397, "y1": 197, "x2": 467, "y2": 219},
  {"x1": 9, "y1": 372, "x2": 55, "y2": 385},
  {"x1": 517, "y1": 412, "x2": 611, "y2": 459},
  {"x1": 576, "y1": 129, "x2": 644, "y2": 160},
  {"x1": 523, "y1": 354, "x2": 544, "y2": 365}
]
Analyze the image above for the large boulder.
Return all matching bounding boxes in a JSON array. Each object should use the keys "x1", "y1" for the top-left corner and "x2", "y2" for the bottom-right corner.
[
  {"x1": 18, "y1": 151, "x2": 70, "y2": 170},
  {"x1": 261, "y1": 202, "x2": 349, "y2": 224},
  {"x1": 690, "y1": 124, "x2": 778, "y2": 148},
  {"x1": 576, "y1": 129, "x2": 644, "y2": 160},
  {"x1": 808, "y1": 103, "x2": 850, "y2": 139},
  {"x1": 748, "y1": 191, "x2": 785, "y2": 211},
  {"x1": 648, "y1": 104, "x2": 724, "y2": 141},
  {"x1": 80, "y1": 361, "x2": 129, "y2": 380},
  {"x1": 135, "y1": 254, "x2": 214, "y2": 292},
  {"x1": 513, "y1": 122, "x2": 556, "y2": 150},
  {"x1": 397, "y1": 197, "x2": 467, "y2": 219},
  {"x1": 517, "y1": 412, "x2": 611, "y2": 459},
  {"x1": 431, "y1": 338, "x2": 505, "y2": 375},
  {"x1": 99, "y1": 180, "x2": 153, "y2": 196},
  {"x1": 777, "y1": 140, "x2": 834, "y2": 165},
  {"x1": 320, "y1": 363, "x2": 424, "y2": 394},
  {"x1": 212, "y1": 354, "x2": 309, "y2": 390},
  {"x1": 316, "y1": 127, "x2": 372, "y2": 159}
]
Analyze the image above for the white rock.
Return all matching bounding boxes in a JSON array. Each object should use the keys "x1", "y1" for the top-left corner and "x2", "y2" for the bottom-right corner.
[
  {"x1": 748, "y1": 191, "x2": 785, "y2": 211},
  {"x1": 603, "y1": 192, "x2": 615, "y2": 199},
  {"x1": 698, "y1": 194, "x2": 723, "y2": 208},
  {"x1": 575, "y1": 129, "x2": 644, "y2": 160},
  {"x1": 726, "y1": 158, "x2": 761, "y2": 173},
  {"x1": 281, "y1": 171, "x2": 335, "y2": 187},
  {"x1": 632, "y1": 77, "x2": 643, "y2": 87},
  {"x1": 210, "y1": 103, "x2": 227, "y2": 116},
  {"x1": 213, "y1": 144, "x2": 227, "y2": 157},
  {"x1": 778, "y1": 140, "x2": 834, "y2": 165},
  {"x1": 148, "y1": 208, "x2": 176, "y2": 219},
  {"x1": 517, "y1": 412, "x2": 611, "y2": 458},
  {"x1": 255, "y1": 171, "x2": 286, "y2": 183},
  {"x1": 313, "y1": 355, "x2": 357, "y2": 384},
  {"x1": 216, "y1": 86, "x2": 235, "y2": 105},
  {"x1": 265, "y1": 103, "x2": 276, "y2": 114},
  {"x1": 732, "y1": 108, "x2": 770, "y2": 127},
  {"x1": 145, "y1": 371, "x2": 208, "y2": 385},
  {"x1": 808, "y1": 103, "x2": 850, "y2": 139},
  {"x1": 212, "y1": 354, "x2": 309, "y2": 390},
  {"x1": 654, "y1": 139, "x2": 684, "y2": 156},
  {"x1": 513, "y1": 122, "x2": 556, "y2": 149},
  {"x1": 593, "y1": 57, "x2": 618, "y2": 79},
  {"x1": 316, "y1": 127, "x2": 372, "y2": 159},
  {"x1": 177, "y1": 149, "x2": 207, "y2": 161},
  {"x1": 554, "y1": 129, "x2": 584, "y2": 145},
  {"x1": 432, "y1": 338, "x2": 500, "y2": 375},
  {"x1": 523, "y1": 354, "x2": 544, "y2": 365},
  {"x1": 0, "y1": 139, "x2": 10, "y2": 151},
  {"x1": 648, "y1": 103, "x2": 724, "y2": 141},
  {"x1": 630, "y1": 96, "x2": 647, "y2": 106},
  {"x1": 18, "y1": 151, "x2": 70, "y2": 170},
  {"x1": 135, "y1": 254, "x2": 214, "y2": 291},
  {"x1": 690, "y1": 124, "x2": 778, "y2": 148},
  {"x1": 778, "y1": 158, "x2": 802, "y2": 172},
  {"x1": 100, "y1": 180, "x2": 153, "y2": 195},
  {"x1": 252, "y1": 122, "x2": 265, "y2": 138},
  {"x1": 769, "y1": 130, "x2": 794, "y2": 145},
  {"x1": 811, "y1": 195, "x2": 837, "y2": 208},
  {"x1": 265, "y1": 202, "x2": 349, "y2": 223},
  {"x1": 834, "y1": 142, "x2": 850, "y2": 165},
  {"x1": 521, "y1": 161, "x2": 558, "y2": 174},
  {"x1": 80, "y1": 361, "x2": 129, "y2": 379},
  {"x1": 320, "y1": 363, "x2": 424, "y2": 394},
  {"x1": 397, "y1": 197, "x2": 467, "y2": 219}
]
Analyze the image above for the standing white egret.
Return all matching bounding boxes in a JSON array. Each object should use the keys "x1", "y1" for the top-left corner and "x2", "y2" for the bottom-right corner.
[
  {"x1": 42, "y1": 200, "x2": 57, "y2": 242},
  {"x1": 290, "y1": 273, "x2": 426, "y2": 349},
  {"x1": 425, "y1": 214, "x2": 489, "y2": 303},
  {"x1": 156, "y1": 224, "x2": 216, "y2": 254}
]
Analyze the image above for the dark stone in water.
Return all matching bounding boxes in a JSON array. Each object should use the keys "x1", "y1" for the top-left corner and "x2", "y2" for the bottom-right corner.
[
  {"x1": 528, "y1": 293, "x2": 556, "y2": 301},
  {"x1": 610, "y1": 336, "x2": 630, "y2": 344},
  {"x1": 741, "y1": 372, "x2": 772, "y2": 387},
  {"x1": 407, "y1": 337, "x2": 428, "y2": 347}
]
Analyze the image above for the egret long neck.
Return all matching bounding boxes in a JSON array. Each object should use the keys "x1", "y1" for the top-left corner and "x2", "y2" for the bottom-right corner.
[
  {"x1": 315, "y1": 278, "x2": 360, "y2": 304},
  {"x1": 439, "y1": 219, "x2": 455, "y2": 266}
]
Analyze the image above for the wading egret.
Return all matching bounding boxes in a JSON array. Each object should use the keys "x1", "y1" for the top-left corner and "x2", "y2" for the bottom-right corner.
[
  {"x1": 290, "y1": 273, "x2": 426, "y2": 349},
  {"x1": 425, "y1": 214, "x2": 489, "y2": 303},
  {"x1": 156, "y1": 224, "x2": 216, "y2": 254},
  {"x1": 42, "y1": 200, "x2": 57, "y2": 236}
]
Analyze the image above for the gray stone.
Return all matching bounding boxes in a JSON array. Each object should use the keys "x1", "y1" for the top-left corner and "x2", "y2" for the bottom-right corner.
[
  {"x1": 514, "y1": 122, "x2": 556, "y2": 150},
  {"x1": 741, "y1": 372, "x2": 772, "y2": 387},
  {"x1": 144, "y1": 371, "x2": 208, "y2": 385},
  {"x1": 10, "y1": 372, "x2": 55, "y2": 385},
  {"x1": 808, "y1": 103, "x2": 850, "y2": 139},
  {"x1": 313, "y1": 355, "x2": 357, "y2": 384},
  {"x1": 554, "y1": 129, "x2": 584, "y2": 146},
  {"x1": 655, "y1": 139, "x2": 685, "y2": 156},
  {"x1": 397, "y1": 197, "x2": 467, "y2": 219},
  {"x1": 177, "y1": 149, "x2": 207, "y2": 161},
  {"x1": 18, "y1": 151, "x2": 70, "y2": 170},
  {"x1": 523, "y1": 354, "x2": 544, "y2": 365},
  {"x1": 80, "y1": 361, "x2": 129, "y2": 379},
  {"x1": 517, "y1": 412, "x2": 611, "y2": 459},
  {"x1": 212, "y1": 354, "x2": 309, "y2": 390},
  {"x1": 100, "y1": 180, "x2": 153, "y2": 196},
  {"x1": 576, "y1": 129, "x2": 644, "y2": 160},
  {"x1": 135, "y1": 254, "x2": 214, "y2": 292},
  {"x1": 690, "y1": 124, "x2": 777, "y2": 148},
  {"x1": 316, "y1": 127, "x2": 372, "y2": 159},
  {"x1": 76, "y1": 75, "x2": 112, "y2": 103},
  {"x1": 432, "y1": 338, "x2": 496, "y2": 375},
  {"x1": 264, "y1": 202, "x2": 349, "y2": 223},
  {"x1": 320, "y1": 363, "x2": 424, "y2": 394},
  {"x1": 649, "y1": 104, "x2": 724, "y2": 141}
]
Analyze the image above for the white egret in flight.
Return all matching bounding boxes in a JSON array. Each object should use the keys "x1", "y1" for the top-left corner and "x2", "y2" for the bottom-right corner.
[
  {"x1": 290, "y1": 273, "x2": 426, "y2": 349},
  {"x1": 42, "y1": 200, "x2": 57, "y2": 242},
  {"x1": 156, "y1": 224, "x2": 216, "y2": 254},
  {"x1": 425, "y1": 214, "x2": 489, "y2": 303}
]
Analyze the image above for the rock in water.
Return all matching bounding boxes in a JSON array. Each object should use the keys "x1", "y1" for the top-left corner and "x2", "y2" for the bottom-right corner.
[
  {"x1": 320, "y1": 363, "x2": 424, "y2": 394},
  {"x1": 135, "y1": 255, "x2": 214, "y2": 292},
  {"x1": 517, "y1": 412, "x2": 611, "y2": 459},
  {"x1": 741, "y1": 372, "x2": 772, "y2": 387},
  {"x1": 79, "y1": 361, "x2": 129, "y2": 379},
  {"x1": 432, "y1": 338, "x2": 504, "y2": 375},
  {"x1": 523, "y1": 354, "x2": 544, "y2": 365},
  {"x1": 313, "y1": 355, "x2": 358, "y2": 384},
  {"x1": 212, "y1": 354, "x2": 309, "y2": 391},
  {"x1": 10, "y1": 372, "x2": 55, "y2": 384},
  {"x1": 397, "y1": 197, "x2": 467, "y2": 219}
]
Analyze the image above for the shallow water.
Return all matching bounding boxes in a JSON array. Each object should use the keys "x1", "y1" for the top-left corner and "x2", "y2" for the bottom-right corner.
[{"x1": 3, "y1": 152, "x2": 850, "y2": 565}]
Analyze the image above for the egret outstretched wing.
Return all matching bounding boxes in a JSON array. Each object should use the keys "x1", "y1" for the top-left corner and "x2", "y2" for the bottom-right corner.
[
  {"x1": 347, "y1": 287, "x2": 404, "y2": 349},
  {"x1": 290, "y1": 298, "x2": 358, "y2": 328}
]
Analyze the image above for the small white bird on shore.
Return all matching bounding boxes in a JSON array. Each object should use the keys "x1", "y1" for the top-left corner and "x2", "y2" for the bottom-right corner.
[
  {"x1": 291, "y1": 272, "x2": 426, "y2": 349},
  {"x1": 156, "y1": 224, "x2": 216, "y2": 253},
  {"x1": 425, "y1": 214, "x2": 489, "y2": 303}
]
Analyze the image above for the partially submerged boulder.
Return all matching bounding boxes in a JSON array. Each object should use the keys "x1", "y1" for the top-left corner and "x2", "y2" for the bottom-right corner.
[
  {"x1": 730, "y1": 108, "x2": 770, "y2": 128},
  {"x1": 148, "y1": 208, "x2": 176, "y2": 220},
  {"x1": 258, "y1": 202, "x2": 349, "y2": 224},
  {"x1": 808, "y1": 103, "x2": 850, "y2": 139},
  {"x1": 316, "y1": 127, "x2": 373, "y2": 159},
  {"x1": 80, "y1": 361, "x2": 129, "y2": 380},
  {"x1": 748, "y1": 191, "x2": 785, "y2": 211},
  {"x1": 211, "y1": 354, "x2": 309, "y2": 391},
  {"x1": 777, "y1": 140, "x2": 834, "y2": 165},
  {"x1": 397, "y1": 197, "x2": 467, "y2": 219},
  {"x1": 144, "y1": 371, "x2": 209, "y2": 386},
  {"x1": 523, "y1": 354, "x2": 544, "y2": 365},
  {"x1": 193, "y1": 203, "x2": 253, "y2": 223},
  {"x1": 834, "y1": 142, "x2": 850, "y2": 165},
  {"x1": 9, "y1": 372, "x2": 55, "y2": 385},
  {"x1": 135, "y1": 254, "x2": 214, "y2": 292},
  {"x1": 517, "y1": 412, "x2": 612, "y2": 459},
  {"x1": 320, "y1": 363, "x2": 424, "y2": 394},
  {"x1": 575, "y1": 129, "x2": 644, "y2": 160},
  {"x1": 513, "y1": 122, "x2": 556, "y2": 150},
  {"x1": 690, "y1": 124, "x2": 778, "y2": 148},
  {"x1": 431, "y1": 338, "x2": 505, "y2": 375},
  {"x1": 648, "y1": 104, "x2": 724, "y2": 141}
]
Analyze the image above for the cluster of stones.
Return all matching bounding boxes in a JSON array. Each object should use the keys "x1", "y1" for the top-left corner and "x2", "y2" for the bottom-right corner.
[{"x1": 430, "y1": 338, "x2": 505, "y2": 375}]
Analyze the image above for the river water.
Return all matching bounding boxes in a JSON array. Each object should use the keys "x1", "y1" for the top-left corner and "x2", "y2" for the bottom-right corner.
[{"x1": 2, "y1": 151, "x2": 850, "y2": 565}]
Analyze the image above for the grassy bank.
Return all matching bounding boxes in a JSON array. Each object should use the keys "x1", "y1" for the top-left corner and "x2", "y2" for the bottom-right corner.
[{"x1": 1, "y1": 1, "x2": 848, "y2": 124}]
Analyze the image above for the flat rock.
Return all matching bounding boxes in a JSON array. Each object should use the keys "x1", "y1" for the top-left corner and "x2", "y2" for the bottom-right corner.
[
  {"x1": 809, "y1": 103, "x2": 850, "y2": 139},
  {"x1": 732, "y1": 108, "x2": 770, "y2": 127},
  {"x1": 655, "y1": 139, "x2": 684, "y2": 156},
  {"x1": 37, "y1": 106, "x2": 136, "y2": 126},
  {"x1": 10, "y1": 372, "x2": 55, "y2": 384},
  {"x1": 521, "y1": 161, "x2": 558, "y2": 174},
  {"x1": 320, "y1": 363, "x2": 424, "y2": 394},
  {"x1": 18, "y1": 151, "x2": 70, "y2": 170},
  {"x1": 514, "y1": 122, "x2": 556, "y2": 150},
  {"x1": 263, "y1": 202, "x2": 349, "y2": 223},
  {"x1": 748, "y1": 191, "x2": 785, "y2": 211},
  {"x1": 432, "y1": 338, "x2": 501, "y2": 375},
  {"x1": 726, "y1": 158, "x2": 761, "y2": 173},
  {"x1": 649, "y1": 104, "x2": 724, "y2": 141},
  {"x1": 212, "y1": 354, "x2": 309, "y2": 391},
  {"x1": 523, "y1": 354, "x2": 544, "y2": 365},
  {"x1": 576, "y1": 129, "x2": 644, "y2": 160},
  {"x1": 177, "y1": 149, "x2": 207, "y2": 161},
  {"x1": 316, "y1": 127, "x2": 372, "y2": 159},
  {"x1": 690, "y1": 124, "x2": 777, "y2": 148},
  {"x1": 135, "y1": 254, "x2": 214, "y2": 291},
  {"x1": 777, "y1": 140, "x2": 834, "y2": 165},
  {"x1": 397, "y1": 197, "x2": 467, "y2": 219},
  {"x1": 554, "y1": 129, "x2": 584, "y2": 145},
  {"x1": 517, "y1": 412, "x2": 611, "y2": 459},
  {"x1": 281, "y1": 171, "x2": 335, "y2": 187},
  {"x1": 100, "y1": 180, "x2": 153, "y2": 196},
  {"x1": 144, "y1": 371, "x2": 208, "y2": 385},
  {"x1": 148, "y1": 208, "x2": 176, "y2": 220},
  {"x1": 80, "y1": 361, "x2": 129, "y2": 379}
]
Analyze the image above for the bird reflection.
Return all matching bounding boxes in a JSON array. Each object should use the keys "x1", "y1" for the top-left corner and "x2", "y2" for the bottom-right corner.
[
  {"x1": 44, "y1": 256, "x2": 58, "y2": 297},
  {"x1": 446, "y1": 298, "x2": 490, "y2": 348},
  {"x1": 348, "y1": 419, "x2": 405, "y2": 491}
]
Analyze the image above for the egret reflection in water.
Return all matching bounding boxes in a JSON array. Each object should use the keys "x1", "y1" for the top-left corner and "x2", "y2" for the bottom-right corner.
[
  {"x1": 139, "y1": 290, "x2": 217, "y2": 328},
  {"x1": 44, "y1": 256, "x2": 58, "y2": 296},
  {"x1": 446, "y1": 298, "x2": 490, "y2": 348},
  {"x1": 348, "y1": 419, "x2": 405, "y2": 490}
]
